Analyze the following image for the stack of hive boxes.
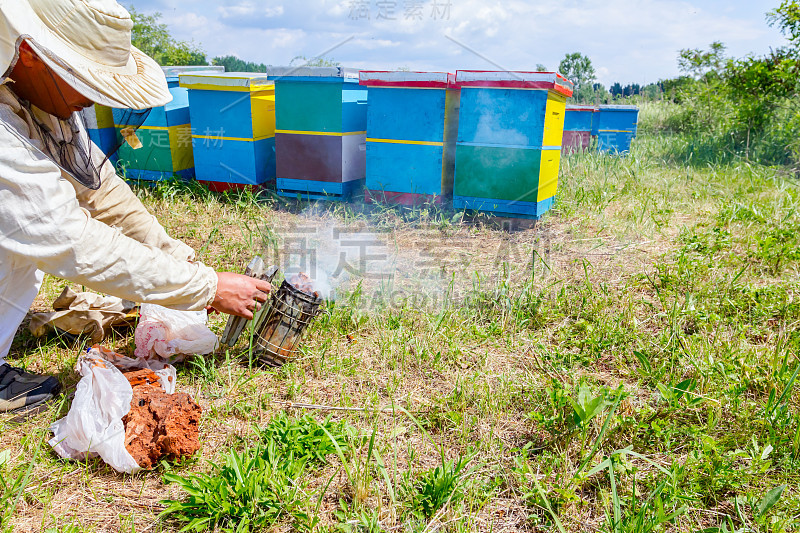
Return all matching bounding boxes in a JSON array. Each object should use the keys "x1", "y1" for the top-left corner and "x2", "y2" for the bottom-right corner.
[
  {"x1": 452, "y1": 71, "x2": 573, "y2": 219},
  {"x1": 268, "y1": 66, "x2": 367, "y2": 201},
  {"x1": 113, "y1": 66, "x2": 224, "y2": 181},
  {"x1": 359, "y1": 71, "x2": 460, "y2": 205},
  {"x1": 179, "y1": 72, "x2": 276, "y2": 191},
  {"x1": 595, "y1": 105, "x2": 639, "y2": 153}
]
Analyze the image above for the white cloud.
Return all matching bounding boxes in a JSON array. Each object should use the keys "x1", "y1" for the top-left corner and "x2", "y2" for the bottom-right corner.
[
  {"x1": 216, "y1": 2, "x2": 285, "y2": 27},
  {"x1": 166, "y1": 11, "x2": 210, "y2": 32}
]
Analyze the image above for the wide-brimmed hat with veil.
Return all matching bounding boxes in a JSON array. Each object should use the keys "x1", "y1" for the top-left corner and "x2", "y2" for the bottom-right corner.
[{"x1": 0, "y1": 0, "x2": 171, "y2": 110}]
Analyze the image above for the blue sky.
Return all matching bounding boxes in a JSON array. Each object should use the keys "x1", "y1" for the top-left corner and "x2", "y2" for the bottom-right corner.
[{"x1": 129, "y1": 0, "x2": 787, "y2": 85}]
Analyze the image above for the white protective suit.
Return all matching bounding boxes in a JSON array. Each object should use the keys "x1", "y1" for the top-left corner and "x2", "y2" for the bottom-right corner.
[{"x1": 0, "y1": 84, "x2": 218, "y2": 362}]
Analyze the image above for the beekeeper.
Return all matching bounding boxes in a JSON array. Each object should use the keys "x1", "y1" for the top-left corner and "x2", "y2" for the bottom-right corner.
[{"x1": 0, "y1": 0, "x2": 272, "y2": 413}]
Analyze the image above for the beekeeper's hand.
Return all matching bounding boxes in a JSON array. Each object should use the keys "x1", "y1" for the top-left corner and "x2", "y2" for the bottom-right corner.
[{"x1": 211, "y1": 272, "x2": 272, "y2": 319}]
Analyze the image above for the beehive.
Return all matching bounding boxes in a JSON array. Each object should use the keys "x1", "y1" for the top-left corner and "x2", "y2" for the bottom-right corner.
[
  {"x1": 359, "y1": 71, "x2": 460, "y2": 205},
  {"x1": 268, "y1": 66, "x2": 367, "y2": 201},
  {"x1": 80, "y1": 104, "x2": 117, "y2": 161},
  {"x1": 563, "y1": 105, "x2": 596, "y2": 153},
  {"x1": 595, "y1": 105, "x2": 639, "y2": 153},
  {"x1": 113, "y1": 74, "x2": 197, "y2": 182},
  {"x1": 179, "y1": 72, "x2": 276, "y2": 191},
  {"x1": 452, "y1": 71, "x2": 573, "y2": 219}
]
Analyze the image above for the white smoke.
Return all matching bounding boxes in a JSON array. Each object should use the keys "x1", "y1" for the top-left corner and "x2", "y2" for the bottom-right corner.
[{"x1": 269, "y1": 214, "x2": 451, "y2": 310}]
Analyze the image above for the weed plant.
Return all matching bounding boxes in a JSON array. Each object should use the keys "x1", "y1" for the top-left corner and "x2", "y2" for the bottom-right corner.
[
  {"x1": 402, "y1": 454, "x2": 475, "y2": 521},
  {"x1": 161, "y1": 415, "x2": 351, "y2": 532},
  {"x1": 161, "y1": 440, "x2": 312, "y2": 532}
]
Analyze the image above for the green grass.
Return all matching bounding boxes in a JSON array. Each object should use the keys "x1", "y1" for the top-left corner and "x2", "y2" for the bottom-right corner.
[
  {"x1": 2, "y1": 122, "x2": 800, "y2": 531},
  {"x1": 402, "y1": 453, "x2": 476, "y2": 521},
  {"x1": 160, "y1": 415, "x2": 350, "y2": 532}
]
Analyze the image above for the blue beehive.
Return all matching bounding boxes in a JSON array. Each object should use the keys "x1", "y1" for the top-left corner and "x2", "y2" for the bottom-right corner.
[
  {"x1": 359, "y1": 71, "x2": 460, "y2": 206},
  {"x1": 179, "y1": 72, "x2": 276, "y2": 191},
  {"x1": 267, "y1": 66, "x2": 367, "y2": 201},
  {"x1": 563, "y1": 105, "x2": 596, "y2": 153},
  {"x1": 452, "y1": 70, "x2": 574, "y2": 220},
  {"x1": 595, "y1": 105, "x2": 639, "y2": 153}
]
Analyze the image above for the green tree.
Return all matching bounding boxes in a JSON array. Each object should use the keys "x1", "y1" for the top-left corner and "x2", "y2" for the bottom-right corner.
[
  {"x1": 678, "y1": 41, "x2": 727, "y2": 79},
  {"x1": 719, "y1": 2, "x2": 800, "y2": 160},
  {"x1": 128, "y1": 6, "x2": 207, "y2": 66},
  {"x1": 212, "y1": 55, "x2": 267, "y2": 73},
  {"x1": 535, "y1": 63, "x2": 548, "y2": 72},
  {"x1": 558, "y1": 52, "x2": 596, "y2": 102},
  {"x1": 723, "y1": 48, "x2": 799, "y2": 157},
  {"x1": 768, "y1": 0, "x2": 800, "y2": 46},
  {"x1": 660, "y1": 76, "x2": 694, "y2": 103},
  {"x1": 592, "y1": 83, "x2": 611, "y2": 104},
  {"x1": 641, "y1": 82, "x2": 664, "y2": 100}
]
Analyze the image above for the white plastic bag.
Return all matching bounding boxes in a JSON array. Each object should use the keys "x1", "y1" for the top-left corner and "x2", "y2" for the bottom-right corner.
[
  {"x1": 93, "y1": 345, "x2": 177, "y2": 394},
  {"x1": 49, "y1": 348, "x2": 140, "y2": 473},
  {"x1": 49, "y1": 346, "x2": 179, "y2": 473},
  {"x1": 134, "y1": 304, "x2": 218, "y2": 362}
]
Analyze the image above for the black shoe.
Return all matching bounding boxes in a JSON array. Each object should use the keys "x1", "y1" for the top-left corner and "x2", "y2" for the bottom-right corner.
[{"x1": 0, "y1": 363, "x2": 61, "y2": 413}]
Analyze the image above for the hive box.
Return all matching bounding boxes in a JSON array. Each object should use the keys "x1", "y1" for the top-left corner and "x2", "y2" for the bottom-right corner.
[
  {"x1": 113, "y1": 74, "x2": 198, "y2": 182},
  {"x1": 80, "y1": 104, "x2": 117, "y2": 161},
  {"x1": 452, "y1": 71, "x2": 574, "y2": 219},
  {"x1": 179, "y1": 72, "x2": 276, "y2": 191},
  {"x1": 267, "y1": 66, "x2": 367, "y2": 201},
  {"x1": 595, "y1": 105, "x2": 639, "y2": 153},
  {"x1": 563, "y1": 105, "x2": 596, "y2": 152},
  {"x1": 359, "y1": 71, "x2": 460, "y2": 206}
]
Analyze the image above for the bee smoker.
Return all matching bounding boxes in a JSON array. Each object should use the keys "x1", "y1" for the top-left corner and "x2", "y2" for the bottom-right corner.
[{"x1": 220, "y1": 257, "x2": 324, "y2": 367}]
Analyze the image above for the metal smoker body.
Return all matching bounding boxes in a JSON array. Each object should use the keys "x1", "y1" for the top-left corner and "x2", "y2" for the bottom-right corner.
[{"x1": 220, "y1": 257, "x2": 323, "y2": 367}]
